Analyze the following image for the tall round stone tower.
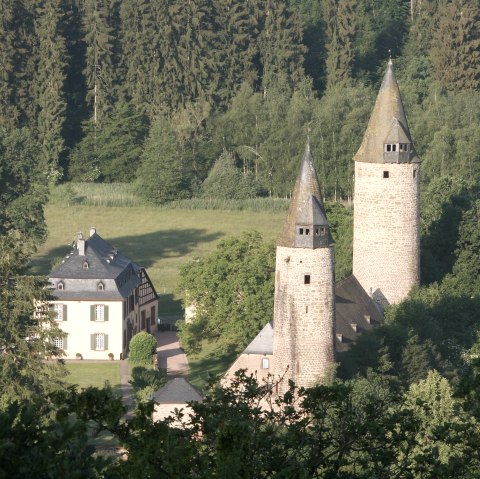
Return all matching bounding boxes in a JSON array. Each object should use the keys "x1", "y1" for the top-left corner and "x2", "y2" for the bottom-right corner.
[
  {"x1": 353, "y1": 60, "x2": 420, "y2": 307},
  {"x1": 273, "y1": 142, "x2": 335, "y2": 394}
]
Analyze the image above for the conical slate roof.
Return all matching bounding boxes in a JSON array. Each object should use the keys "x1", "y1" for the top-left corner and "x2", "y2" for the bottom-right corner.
[
  {"x1": 278, "y1": 142, "x2": 329, "y2": 247},
  {"x1": 354, "y1": 60, "x2": 419, "y2": 163}
]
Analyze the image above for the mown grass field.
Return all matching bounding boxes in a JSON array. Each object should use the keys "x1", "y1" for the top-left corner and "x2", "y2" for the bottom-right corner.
[
  {"x1": 31, "y1": 199, "x2": 286, "y2": 314},
  {"x1": 64, "y1": 362, "x2": 122, "y2": 391}
]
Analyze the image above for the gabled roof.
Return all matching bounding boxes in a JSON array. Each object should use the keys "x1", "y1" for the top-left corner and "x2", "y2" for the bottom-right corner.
[
  {"x1": 335, "y1": 275, "x2": 384, "y2": 353},
  {"x1": 244, "y1": 321, "x2": 273, "y2": 355},
  {"x1": 354, "y1": 60, "x2": 419, "y2": 164},
  {"x1": 153, "y1": 378, "x2": 203, "y2": 404},
  {"x1": 384, "y1": 118, "x2": 411, "y2": 144},
  {"x1": 49, "y1": 231, "x2": 141, "y2": 299},
  {"x1": 278, "y1": 142, "x2": 329, "y2": 247}
]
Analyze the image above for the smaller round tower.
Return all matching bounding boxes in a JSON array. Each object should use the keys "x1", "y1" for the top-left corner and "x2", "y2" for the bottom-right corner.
[
  {"x1": 273, "y1": 143, "x2": 335, "y2": 394},
  {"x1": 352, "y1": 60, "x2": 420, "y2": 307}
]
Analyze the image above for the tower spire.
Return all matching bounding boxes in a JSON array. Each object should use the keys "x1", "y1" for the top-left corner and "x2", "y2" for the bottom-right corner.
[
  {"x1": 354, "y1": 60, "x2": 419, "y2": 164},
  {"x1": 278, "y1": 141, "x2": 330, "y2": 248}
]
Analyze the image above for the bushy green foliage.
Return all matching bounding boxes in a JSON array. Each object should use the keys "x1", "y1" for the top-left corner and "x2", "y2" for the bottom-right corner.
[
  {"x1": 200, "y1": 150, "x2": 261, "y2": 200},
  {"x1": 178, "y1": 231, "x2": 275, "y2": 354},
  {"x1": 128, "y1": 332, "x2": 157, "y2": 364},
  {"x1": 130, "y1": 366, "x2": 167, "y2": 404},
  {"x1": 135, "y1": 116, "x2": 194, "y2": 205}
]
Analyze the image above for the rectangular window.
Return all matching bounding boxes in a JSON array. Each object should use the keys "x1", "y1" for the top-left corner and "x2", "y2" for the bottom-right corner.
[
  {"x1": 305, "y1": 228, "x2": 310, "y2": 235},
  {"x1": 383, "y1": 171, "x2": 389, "y2": 178},
  {"x1": 299, "y1": 227, "x2": 304, "y2": 235},
  {"x1": 261, "y1": 358, "x2": 269, "y2": 369},
  {"x1": 413, "y1": 170, "x2": 417, "y2": 178},
  {"x1": 392, "y1": 144, "x2": 397, "y2": 152},
  {"x1": 95, "y1": 304, "x2": 104, "y2": 321},
  {"x1": 304, "y1": 275, "x2": 311, "y2": 284},
  {"x1": 54, "y1": 304, "x2": 63, "y2": 321},
  {"x1": 95, "y1": 333, "x2": 105, "y2": 351},
  {"x1": 386, "y1": 144, "x2": 392, "y2": 152},
  {"x1": 141, "y1": 310, "x2": 146, "y2": 330},
  {"x1": 54, "y1": 337, "x2": 63, "y2": 349}
]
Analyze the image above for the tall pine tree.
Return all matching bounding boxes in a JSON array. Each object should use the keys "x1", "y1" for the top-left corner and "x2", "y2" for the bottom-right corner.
[
  {"x1": 431, "y1": 0, "x2": 480, "y2": 91},
  {"x1": 34, "y1": 0, "x2": 67, "y2": 180}
]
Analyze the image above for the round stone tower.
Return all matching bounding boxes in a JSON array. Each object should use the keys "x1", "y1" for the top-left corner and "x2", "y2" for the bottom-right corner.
[
  {"x1": 273, "y1": 143, "x2": 335, "y2": 394},
  {"x1": 352, "y1": 60, "x2": 420, "y2": 307}
]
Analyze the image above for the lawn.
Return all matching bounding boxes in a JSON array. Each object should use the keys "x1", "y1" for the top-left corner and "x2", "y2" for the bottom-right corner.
[
  {"x1": 187, "y1": 339, "x2": 238, "y2": 390},
  {"x1": 30, "y1": 204, "x2": 285, "y2": 314},
  {"x1": 65, "y1": 362, "x2": 122, "y2": 392}
]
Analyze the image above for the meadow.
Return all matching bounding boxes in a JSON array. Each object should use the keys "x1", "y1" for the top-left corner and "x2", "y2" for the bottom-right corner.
[{"x1": 31, "y1": 183, "x2": 287, "y2": 314}]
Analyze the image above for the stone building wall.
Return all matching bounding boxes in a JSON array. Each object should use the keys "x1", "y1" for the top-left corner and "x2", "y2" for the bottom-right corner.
[
  {"x1": 352, "y1": 161, "x2": 420, "y2": 306},
  {"x1": 272, "y1": 245, "x2": 335, "y2": 394},
  {"x1": 223, "y1": 353, "x2": 273, "y2": 386}
]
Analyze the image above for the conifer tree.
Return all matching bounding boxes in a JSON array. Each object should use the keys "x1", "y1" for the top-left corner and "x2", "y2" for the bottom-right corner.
[
  {"x1": 431, "y1": 0, "x2": 480, "y2": 91},
  {"x1": 322, "y1": 0, "x2": 357, "y2": 89},
  {"x1": 211, "y1": 0, "x2": 259, "y2": 104},
  {"x1": 82, "y1": 0, "x2": 115, "y2": 129},
  {"x1": 12, "y1": 0, "x2": 37, "y2": 128},
  {"x1": 119, "y1": 0, "x2": 175, "y2": 116},
  {"x1": 169, "y1": 0, "x2": 218, "y2": 107},
  {"x1": 34, "y1": 0, "x2": 67, "y2": 181},
  {"x1": 257, "y1": 0, "x2": 306, "y2": 94},
  {"x1": 0, "y1": 0, "x2": 19, "y2": 129}
]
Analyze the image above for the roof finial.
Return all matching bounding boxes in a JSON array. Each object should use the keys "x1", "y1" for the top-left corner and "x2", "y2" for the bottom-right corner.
[
  {"x1": 388, "y1": 49, "x2": 392, "y2": 65},
  {"x1": 307, "y1": 128, "x2": 311, "y2": 152}
]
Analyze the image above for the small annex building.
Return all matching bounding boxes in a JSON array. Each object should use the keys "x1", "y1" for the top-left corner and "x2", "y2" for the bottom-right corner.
[
  {"x1": 152, "y1": 378, "x2": 203, "y2": 425},
  {"x1": 49, "y1": 228, "x2": 158, "y2": 360}
]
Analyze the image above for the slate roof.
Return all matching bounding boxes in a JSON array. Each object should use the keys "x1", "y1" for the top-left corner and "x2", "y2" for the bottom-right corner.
[
  {"x1": 153, "y1": 378, "x2": 203, "y2": 404},
  {"x1": 49, "y1": 231, "x2": 141, "y2": 300},
  {"x1": 353, "y1": 60, "x2": 419, "y2": 164},
  {"x1": 239, "y1": 277, "x2": 382, "y2": 356},
  {"x1": 278, "y1": 142, "x2": 331, "y2": 247},
  {"x1": 335, "y1": 275, "x2": 384, "y2": 353},
  {"x1": 244, "y1": 321, "x2": 273, "y2": 355}
]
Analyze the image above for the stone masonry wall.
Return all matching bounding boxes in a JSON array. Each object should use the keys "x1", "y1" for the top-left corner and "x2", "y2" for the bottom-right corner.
[
  {"x1": 353, "y1": 161, "x2": 420, "y2": 306},
  {"x1": 272, "y1": 245, "x2": 335, "y2": 394}
]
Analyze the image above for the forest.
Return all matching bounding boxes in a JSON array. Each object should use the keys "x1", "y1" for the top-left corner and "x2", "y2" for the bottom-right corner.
[{"x1": 0, "y1": 0, "x2": 479, "y2": 200}]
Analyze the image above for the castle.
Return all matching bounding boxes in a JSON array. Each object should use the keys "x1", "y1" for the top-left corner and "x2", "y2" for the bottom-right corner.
[{"x1": 225, "y1": 61, "x2": 420, "y2": 390}]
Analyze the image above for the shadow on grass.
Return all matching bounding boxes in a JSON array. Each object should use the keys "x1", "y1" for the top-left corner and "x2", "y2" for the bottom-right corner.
[
  {"x1": 159, "y1": 293, "x2": 183, "y2": 316},
  {"x1": 30, "y1": 228, "x2": 222, "y2": 275},
  {"x1": 188, "y1": 341, "x2": 238, "y2": 390}
]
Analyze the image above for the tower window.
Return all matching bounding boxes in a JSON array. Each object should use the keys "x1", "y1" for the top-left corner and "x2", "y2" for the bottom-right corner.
[
  {"x1": 392, "y1": 144, "x2": 397, "y2": 151},
  {"x1": 413, "y1": 170, "x2": 417, "y2": 178},
  {"x1": 383, "y1": 171, "x2": 389, "y2": 178},
  {"x1": 385, "y1": 144, "x2": 392, "y2": 152},
  {"x1": 305, "y1": 228, "x2": 310, "y2": 235},
  {"x1": 321, "y1": 227, "x2": 326, "y2": 236},
  {"x1": 399, "y1": 143, "x2": 409, "y2": 152},
  {"x1": 305, "y1": 305, "x2": 308, "y2": 313},
  {"x1": 261, "y1": 358, "x2": 269, "y2": 369},
  {"x1": 304, "y1": 275, "x2": 311, "y2": 284},
  {"x1": 299, "y1": 228, "x2": 304, "y2": 235},
  {"x1": 315, "y1": 228, "x2": 319, "y2": 235}
]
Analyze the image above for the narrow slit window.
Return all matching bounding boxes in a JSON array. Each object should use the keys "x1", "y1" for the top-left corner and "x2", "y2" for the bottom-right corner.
[
  {"x1": 383, "y1": 171, "x2": 389, "y2": 178},
  {"x1": 305, "y1": 305, "x2": 308, "y2": 313},
  {"x1": 304, "y1": 275, "x2": 311, "y2": 284},
  {"x1": 413, "y1": 170, "x2": 417, "y2": 178},
  {"x1": 299, "y1": 228, "x2": 304, "y2": 235}
]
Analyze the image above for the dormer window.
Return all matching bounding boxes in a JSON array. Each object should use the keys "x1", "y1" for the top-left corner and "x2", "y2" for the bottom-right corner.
[
  {"x1": 385, "y1": 144, "x2": 397, "y2": 152},
  {"x1": 57, "y1": 281, "x2": 64, "y2": 291},
  {"x1": 399, "y1": 143, "x2": 409, "y2": 152},
  {"x1": 97, "y1": 282, "x2": 105, "y2": 292},
  {"x1": 83, "y1": 261, "x2": 89, "y2": 269}
]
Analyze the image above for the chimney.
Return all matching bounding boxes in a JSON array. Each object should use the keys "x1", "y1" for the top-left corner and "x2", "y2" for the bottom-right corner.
[
  {"x1": 77, "y1": 232, "x2": 85, "y2": 256},
  {"x1": 90, "y1": 226, "x2": 96, "y2": 237}
]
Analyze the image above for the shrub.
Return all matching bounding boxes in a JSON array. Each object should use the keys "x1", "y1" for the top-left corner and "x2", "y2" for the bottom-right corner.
[{"x1": 129, "y1": 332, "x2": 157, "y2": 364}]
